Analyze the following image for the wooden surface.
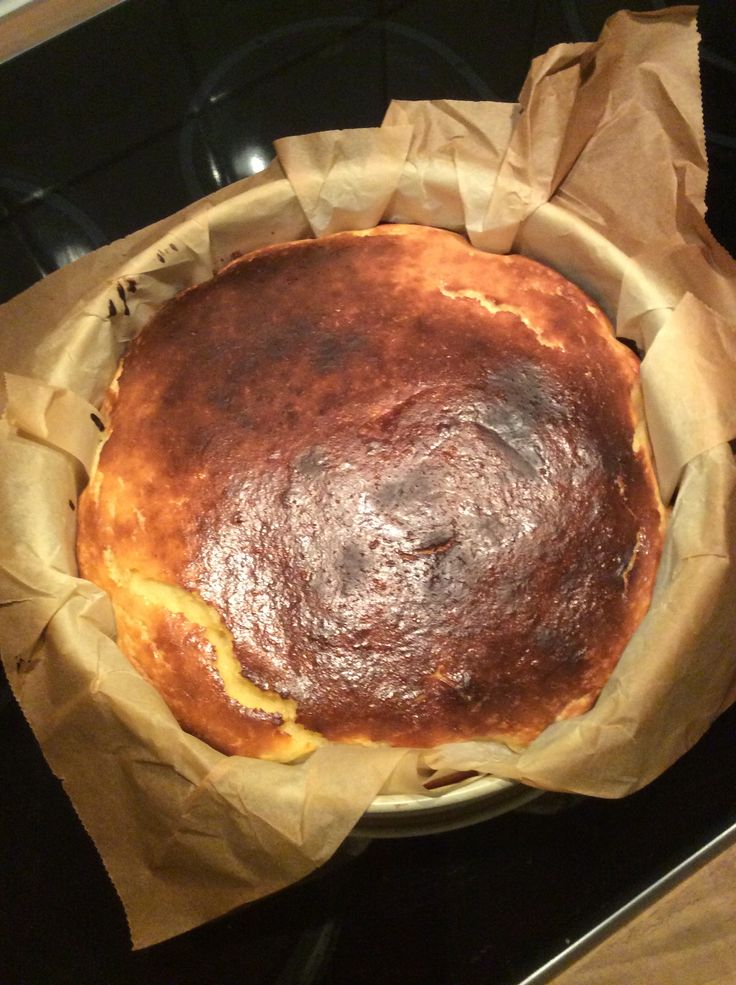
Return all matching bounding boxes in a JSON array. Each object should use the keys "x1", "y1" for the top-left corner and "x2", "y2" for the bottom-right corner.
[
  {"x1": 548, "y1": 838, "x2": 736, "y2": 985},
  {"x1": 0, "y1": 0, "x2": 124, "y2": 63}
]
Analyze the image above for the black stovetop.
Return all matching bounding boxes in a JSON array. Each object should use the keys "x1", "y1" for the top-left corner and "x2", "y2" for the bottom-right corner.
[
  {"x1": 1, "y1": 0, "x2": 734, "y2": 304},
  {"x1": 1, "y1": 2, "x2": 735, "y2": 983},
  {"x1": 3, "y1": 667, "x2": 736, "y2": 985}
]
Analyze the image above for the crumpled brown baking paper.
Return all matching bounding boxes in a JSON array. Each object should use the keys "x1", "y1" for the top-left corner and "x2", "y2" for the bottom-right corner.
[{"x1": 1, "y1": 6, "x2": 735, "y2": 949}]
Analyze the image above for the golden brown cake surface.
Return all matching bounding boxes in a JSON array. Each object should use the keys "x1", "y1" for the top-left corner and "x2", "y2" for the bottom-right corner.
[{"x1": 77, "y1": 224, "x2": 664, "y2": 761}]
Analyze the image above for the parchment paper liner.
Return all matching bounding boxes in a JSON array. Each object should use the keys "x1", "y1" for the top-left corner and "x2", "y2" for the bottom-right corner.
[{"x1": 1, "y1": 8, "x2": 735, "y2": 948}]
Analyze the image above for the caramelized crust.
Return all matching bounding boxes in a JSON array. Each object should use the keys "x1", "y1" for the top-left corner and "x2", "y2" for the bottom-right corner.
[{"x1": 77, "y1": 224, "x2": 665, "y2": 760}]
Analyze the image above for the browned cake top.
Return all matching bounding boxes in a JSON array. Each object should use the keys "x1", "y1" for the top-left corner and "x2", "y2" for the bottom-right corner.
[{"x1": 77, "y1": 224, "x2": 664, "y2": 761}]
